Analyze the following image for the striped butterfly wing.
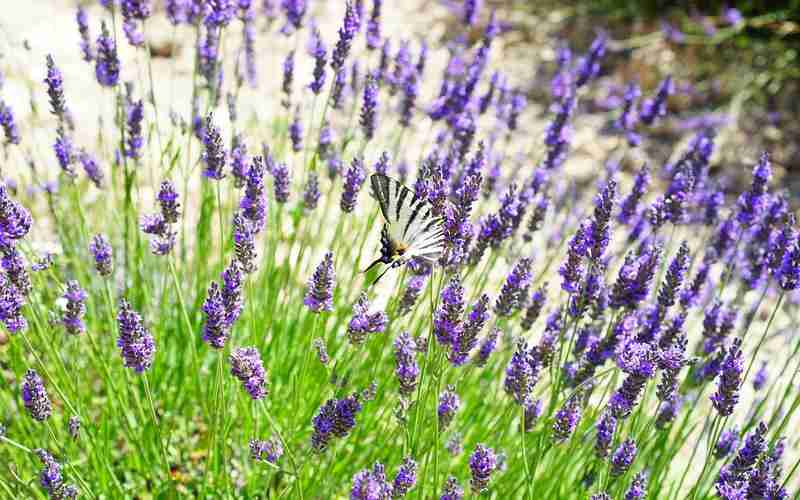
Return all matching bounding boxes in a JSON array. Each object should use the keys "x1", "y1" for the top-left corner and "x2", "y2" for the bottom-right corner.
[{"x1": 370, "y1": 174, "x2": 444, "y2": 262}]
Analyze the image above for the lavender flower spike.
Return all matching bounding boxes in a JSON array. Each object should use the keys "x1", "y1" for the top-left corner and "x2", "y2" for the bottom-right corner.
[
  {"x1": 495, "y1": 257, "x2": 532, "y2": 317},
  {"x1": 441, "y1": 476, "x2": 464, "y2": 500},
  {"x1": 230, "y1": 346, "x2": 268, "y2": 400},
  {"x1": 61, "y1": 280, "x2": 87, "y2": 336},
  {"x1": 340, "y1": 156, "x2": 367, "y2": 213},
  {"x1": 736, "y1": 152, "x2": 772, "y2": 225},
  {"x1": 202, "y1": 282, "x2": 228, "y2": 348},
  {"x1": 639, "y1": 76, "x2": 672, "y2": 126},
  {"x1": 22, "y1": 369, "x2": 52, "y2": 421},
  {"x1": 76, "y1": 6, "x2": 94, "y2": 61},
  {"x1": 710, "y1": 338, "x2": 743, "y2": 416},
  {"x1": 331, "y1": 2, "x2": 358, "y2": 71},
  {"x1": 116, "y1": 299, "x2": 156, "y2": 373},
  {"x1": 393, "y1": 457, "x2": 417, "y2": 497},
  {"x1": 394, "y1": 330, "x2": 419, "y2": 395},
  {"x1": 469, "y1": 444, "x2": 497, "y2": 493},
  {"x1": 351, "y1": 462, "x2": 393, "y2": 499},
  {"x1": 201, "y1": 113, "x2": 227, "y2": 180},
  {"x1": 611, "y1": 438, "x2": 638, "y2": 476},
  {"x1": 438, "y1": 385, "x2": 460, "y2": 430},
  {"x1": 304, "y1": 251, "x2": 335, "y2": 312},
  {"x1": 36, "y1": 449, "x2": 78, "y2": 499},
  {"x1": 360, "y1": 73, "x2": 379, "y2": 141},
  {"x1": 346, "y1": 292, "x2": 387, "y2": 345},
  {"x1": 250, "y1": 437, "x2": 283, "y2": 464},
  {"x1": 95, "y1": 21, "x2": 120, "y2": 87},
  {"x1": 89, "y1": 234, "x2": 113, "y2": 276}
]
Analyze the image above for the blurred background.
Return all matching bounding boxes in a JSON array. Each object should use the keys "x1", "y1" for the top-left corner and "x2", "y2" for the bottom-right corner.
[{"x1": 481, "y1": 0, "x2": 800, "y2": 196}]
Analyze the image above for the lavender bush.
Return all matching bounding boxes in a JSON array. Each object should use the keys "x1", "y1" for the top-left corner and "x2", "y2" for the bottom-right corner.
[{"x1": 0, "y1": 1, "x2": 797, "y2": 498}]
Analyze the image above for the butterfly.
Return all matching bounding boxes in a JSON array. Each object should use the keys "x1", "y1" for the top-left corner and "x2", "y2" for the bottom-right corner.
[{"x1": 364, "y1": 174, "x2": 445, "y2": 284}]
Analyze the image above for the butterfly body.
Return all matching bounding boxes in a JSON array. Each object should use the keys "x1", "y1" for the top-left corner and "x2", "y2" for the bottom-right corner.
[{"x1": 365, "y1": 174, "x2": 444, "y2": 283}]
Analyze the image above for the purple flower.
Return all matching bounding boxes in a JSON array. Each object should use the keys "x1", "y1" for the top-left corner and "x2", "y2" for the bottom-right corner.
[
  {"x1": 271, "y1": 161, "x2": 291, "y2": 203},
  {"x1": 95, "y1": 22, "x2": 120, "y2": 87},
  {"x1": 350, "y1": 462, "x2": 393, "y2": 500},
  {"x1": 68, "y1": 416, "x2": 80, "y2": 439},
  {"x1": 495, "y1": 258, "x2": 532, "y2": 317},
  {"x1": 22, "y1": 369, "x2": 51, "y2": 421},
  {"x1": 575, "y1": 34, "x2": 606, "y2": 87},
  {"x1": 710, "y1": 338, "x2": 743, "y2": 416},
  {"x1": 450, "y1": 294, "x2": 489, "y2": 365},
  {"x1": 393, "y1": 331, "x2": 419, "y2": 395},
  {"x1": 311, "y1": 393, "x2": 362, "y2": 452},
  {"x1": 559, "y1": 223, "x2": 587, "y2": 293},
  {"x1": 725, "y1": 8, "x2": 744, "y2": 26},
  {"x1": 434, "y1": 276, "x2": 465, "y2": 346},
  {"x1": 202, "y1": 282, "x2": 228, "y2": 348},
  {"x1": 608, "y1": 340, "x2": 657, "y2": 418},
  {"x1": 289, "y1": 108, "x2": 303, "y2": 153},
  {"x1": 75, "y1": 6, "x2": 94, "y2": 61},
  {"x1": 308, "y1": 30, "x2": 327, "y2": 94},
  {"x1": 0, "y1": 185, "x2": 32, "y2": 246},
  {"x1": 281, "y1": 0, "x2": 307, "y2": 33},
  {"x1": 201, "y1": 114, "x2": 227, "y2": 179},
  {"x1": 736, "y1": 153, "x2": 772, "y2": 225},
  {"x1": 438, "y1": 385, "x2": 460, "y2": 430},
  {"x1": 680, "y1": 262, "x2": 709, "y2": 308},
  {"x1": 392, "y1": 457, "x2": 417, "y2": 497},
  {"x1": 715, "y1": 428, "x2": 740, "y2": 459},
  {"x1": 0, "y1": 100, "x2": 20, "y2": 145},
  {"x1": 595, "y1": 412, "x2": 617, "y2": 459},
  {"x1": 521, "y1": 284, "x2": 547, "y2": 330},
  {"x1": 241, "y1": 17, "x2": 257, "y2": 88},
  {"x1": 441, "y1": 476, "x2": 464, "y2": 500},
  {"x1": 586, "y1": 179, "x2": 616, "y2": 262},
  {"x1": 78, "y1": 150, "x2": 103, "y2": 188},
  {"x1": 221, "y1": 260, "x2": 244, "y2": 328},
  {"x1": 778, "y1": 239, "x2": 800, "y2": 291},
  {"x1": 204, "y1": 0, "x2": 234, "y2": 26},
  {"x1": 44, "y1": 55, "x2": 68, "y2": 120},
  {"x1": 249, "y1": 437, "x2": 283, "y2": 464},
  {"x1": 240, "y1": 156, "x2": 267, "y2": 232},
  {"x1": 469, "y1": 444, "x2": 497, "y2": 493},
  {"x1": 54, "y1": 130, "x2": 76, "y2": 177},
  {"x1": 347, "y1": 292, "x2": 387, "y2": 345},
  {"x1": 61, "y1": 280, "x2": 87, "y2": 336},
  {"x1": 504, "y1": 340, "x2": 541, "y2": 405},
  {"x1": 618, "y1": 164, "x2": 649, "y2": 225},
  {"x1": 116, "y1": 299, "x2": 156, "y2": 373},
  {"x1": 655, "y1": 396, "x2": 682, "y2": 428},
  {"x1": 366, "y1": 0, "x2": 382, "y2": 50},
  {"x1": 166, "y1": 0, "x2": 188, "y2": 24},
  {"x1": 230, "y1": 346, "x2": 268, "y2": 400},
  {"x1": 304, "y1": 251, "x2": 335, "y2": 313},
  {"x1": 656, "y1": 333, "x2": 687, "y2": 401},
  {"x1": 360, "y1": 74, "x2": 379, "y2": 141},
  {"x1": 281, "y1": 50, "x2": 294, "y2": 109},
  {"x1": 331, "y1": 1, "x2": 358, "y2": 71},
  {"x1": 303, "y1": 172, "x2": 320, "y2": 210},
  {"x1": 89, "y1": 234, "x2": 113, "y2": 276},
  {"x1": 610, "y1": 245, "x2": 661, "y2": 310},
  {"x1": 657, "y1": 241, "x2": 690, "y2": 309},
  {"x1": 611, "y1": 438, "x2": 637, "y2": 476},
  {"x1": 124, "y1": 100, "x2": 144, "y2": 159},
  {"x1": 474, "y1": 328, "x2": 498, "y2": 367},
  {"x1": 639, "y1": 76, "x2": 672, "y2": 126},
  {"x1": 398, "y1": 275, "x2": 426, "y2": 316},
  {"x1": 36, "y1": 449, "x2": 78, "y2": 499},
  {"x1": 340, "y1": 156, "x2": 366, "y2": 213},
  {"x1": 230, "y1": 136, "x2": 248, "y2": 187},
  {"x1": 752, "y1": 362, "x2": 768, "y2": 391},
  {"x1": 552, "y1": 395, "x2": 582, "y2": 442},
  {"x1": 636, "y1": 468, "x2": 663, "y2": 491},
  {"x1": 715, "y1": 422, "x2": 768, "y2": 496}
]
